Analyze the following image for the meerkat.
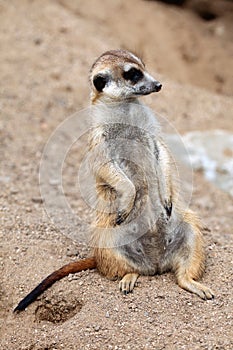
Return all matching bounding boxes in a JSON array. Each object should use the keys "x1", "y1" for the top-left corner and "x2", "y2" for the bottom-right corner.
[{"x1": 14, "y1": 49, "x2": 214, "y2": 312}]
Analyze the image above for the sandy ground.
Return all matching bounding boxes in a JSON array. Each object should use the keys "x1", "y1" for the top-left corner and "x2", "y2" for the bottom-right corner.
[{"x1": 0, "y1": 0, "x2": 233, "y2": 349}]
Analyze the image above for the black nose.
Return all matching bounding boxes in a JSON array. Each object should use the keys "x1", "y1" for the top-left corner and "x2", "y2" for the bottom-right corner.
[{"x1": 154, "y1": 81, "x2": 162, "y2": 92}]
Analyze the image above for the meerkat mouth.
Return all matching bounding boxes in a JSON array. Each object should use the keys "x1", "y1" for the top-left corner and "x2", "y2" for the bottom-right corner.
[{"x1": 135, "y1": 81, "x2": 162, "y2": 96}]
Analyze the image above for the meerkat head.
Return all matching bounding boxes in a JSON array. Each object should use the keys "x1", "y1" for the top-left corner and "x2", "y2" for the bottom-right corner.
[{"x1": 90, "y1": 49, "x2": 162, "y2": 103}]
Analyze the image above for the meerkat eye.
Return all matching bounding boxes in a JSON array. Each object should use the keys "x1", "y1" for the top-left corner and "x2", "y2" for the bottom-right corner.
[
  {"x1": 123, "y1": 67, "x2": 143, "y2": 84},
  {"x1": 93, "y1": 74, "x2": 109, "y2": 92}
]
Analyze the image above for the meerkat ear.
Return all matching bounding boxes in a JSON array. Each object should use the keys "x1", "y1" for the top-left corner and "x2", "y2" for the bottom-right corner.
[{"x1": 93, "y1": 74, "x2": 108, "y2": 92}]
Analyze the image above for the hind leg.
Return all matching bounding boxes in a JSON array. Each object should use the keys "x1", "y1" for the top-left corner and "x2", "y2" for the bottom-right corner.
[
  {"x1": 173, "y1": 211, "x2": 214, "y2": 300},
  {"x1": 119, "y1": 273, "x2": 139, "y2": 295}
]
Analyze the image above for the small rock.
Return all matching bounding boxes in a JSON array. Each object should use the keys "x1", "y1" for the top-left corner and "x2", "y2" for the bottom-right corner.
[
  {"x1": 40, "y1": 121, "x2": 48, "y2": 131},
  {"x1": 128, "y1": 303, "x2": 137, "y2": 310},
  {"x1": 65, "y1": 84, "x2": 73, "y2": 92},
  {"x1": 66, "y1": 247, "x2": 79, "y2": 257},
  {"x1": 34, "y1": 37, "x2": 43, "y2": 45},
  {"x1": 49, "y1": 178, "x2": 60, "y2": 186},
  {"x1": 214, "y1": 73, "x2": 225, "y2": 84},
  {"x1": 50, "y1": 71, "x2": 61, "y2": 80},
  {"x1": 215, "y1": 24, "x2": 225, "y2": 37},
  {"x1": 94, "y1": 325, "x2": 100, "y2": 332},
  {"x1": 0, "y1": 176, "x2": 10, "y2": 183},
  {"x1": 31, "y1": 197, "x2": 43, "y2": 204},
  {"x1": 60, "y1": 26, "x2": 69, "y2": 33},
  {"x1": 10, "y1": 188, "x2": 18, "y2": 194}
]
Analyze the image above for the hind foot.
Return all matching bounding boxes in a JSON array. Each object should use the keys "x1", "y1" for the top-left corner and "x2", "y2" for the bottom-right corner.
[{"x1": 178, "y1": 277, "x2": 214, "y2": 300}]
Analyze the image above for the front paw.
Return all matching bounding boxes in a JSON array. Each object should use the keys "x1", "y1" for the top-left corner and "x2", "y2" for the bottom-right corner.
[
  {"x1": 116, "y1": 185, "x2": 136, "y2": 225},
  {"x1": 115, "y1": 210, "x2": 129, "y2": 225}
]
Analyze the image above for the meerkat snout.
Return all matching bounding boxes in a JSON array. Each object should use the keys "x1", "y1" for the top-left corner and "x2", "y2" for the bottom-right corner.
[
  {"x1": 153, "y1": 81, "x2": 162, "y2": 92},
  {"x1": 138, "y1": 79, "x2": 162, "y2": 95}
]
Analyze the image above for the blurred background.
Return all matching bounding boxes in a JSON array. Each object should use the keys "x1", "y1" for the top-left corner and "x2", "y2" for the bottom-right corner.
[{"x1": 1, "y1": 0, "x2": 233, "y2": 195}]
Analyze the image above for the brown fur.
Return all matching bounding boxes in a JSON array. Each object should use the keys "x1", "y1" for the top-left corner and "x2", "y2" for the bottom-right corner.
[
  {"x1": 90, "y1": 49, "x2": 145, "y2": 74},
  {"x1": 88, "y1": 49, "x2": 214, "y2": 299},
  {"x1": 14, "y1": 50, "x2": 214, "y2": 312},
  {"x1": 14, "y1": 258, "x2": 96, "y2": 312}
]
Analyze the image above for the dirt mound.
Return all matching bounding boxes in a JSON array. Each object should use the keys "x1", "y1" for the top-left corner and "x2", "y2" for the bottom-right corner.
[{"x1": 34, "y1": 293, "x2": 82, "y2": 324}]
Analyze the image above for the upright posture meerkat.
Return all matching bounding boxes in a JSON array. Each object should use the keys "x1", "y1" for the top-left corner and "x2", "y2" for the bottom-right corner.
[{"x1": 14, "y1": 49, "x2": 214, "y2": 312}]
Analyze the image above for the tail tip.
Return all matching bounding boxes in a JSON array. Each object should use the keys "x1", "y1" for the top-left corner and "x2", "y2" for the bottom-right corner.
[
  {"x1": 13, "y1": 304, "x2": 24, "y2": 313},
  {"x1": 13, "y1": 300, "x2": 28, "y2": 313}
]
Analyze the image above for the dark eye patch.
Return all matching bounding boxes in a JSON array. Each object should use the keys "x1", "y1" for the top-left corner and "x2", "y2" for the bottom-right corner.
[
  {"x1": 123, "y1": 67, "x2": 143, "y2": 84},
  {"x1": 93, "y1": 74, "x2": 109, "y2": 92}
]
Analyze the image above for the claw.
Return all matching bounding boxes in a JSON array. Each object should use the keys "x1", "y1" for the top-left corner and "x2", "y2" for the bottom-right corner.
[
  {"x1": 115, "y1": 210, "x2": 128, "y2": 225},
  {"x1": 178, "y1": 277, "x2": 215, "y2": 301},
  {"x1": 119, "y1": 273, "x2": 139, "y2": 295}
]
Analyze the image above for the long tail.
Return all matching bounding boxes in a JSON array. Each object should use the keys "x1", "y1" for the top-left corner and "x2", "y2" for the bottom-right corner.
[{"x1": 14, "y1": 257, "x2": 96, "y2": 312}]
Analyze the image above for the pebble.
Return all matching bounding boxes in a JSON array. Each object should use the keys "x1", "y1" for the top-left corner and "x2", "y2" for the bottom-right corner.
[
  {"x1": 34, "y1": 37, "x2": 43, "y2": 45},
  {"x1": 94, "y1": 325, "x2": 100, "y2": 332},
  {"x1": 49, "y1": 179, "x2": 60, "y2": 186},
  {"x1": 66, "y1": 246, "x2": 79, "y2": 257},
  {"x1": 0, "y1": 176, "x2": 11, "y2": 183},
  {"x1": 50, "y1": 71, "x2": 61, "y2": 80},
  {"x1": 10, "y1": 188, "x2": 19, "y2": 194},
  {"x1": 128, "y1": 303, "x2": 137, "y2": 310},
  {"x1": 31, "y1": 197, "x2": 43, "y2": 203}
]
